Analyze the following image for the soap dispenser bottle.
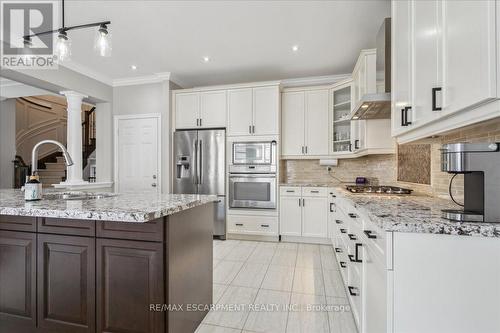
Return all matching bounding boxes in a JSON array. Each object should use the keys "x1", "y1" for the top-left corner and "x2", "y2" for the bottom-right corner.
[{"x1": 25, "y1": 173, "x2": 42, "y2": 201}]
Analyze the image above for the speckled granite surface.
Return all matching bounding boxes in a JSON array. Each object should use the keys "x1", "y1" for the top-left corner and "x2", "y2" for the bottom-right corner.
[
  {"x1": 280, "y1": 183, "x2": 335, "y2": 187},
  {"x1": 333, "y1": 187, "x2": 500, "y2": 238},
  {"x1": 0, "y1": 189, "x2": 217, "y2": 222}
]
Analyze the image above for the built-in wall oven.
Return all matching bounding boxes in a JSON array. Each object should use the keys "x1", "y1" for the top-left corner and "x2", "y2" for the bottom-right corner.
[{"x1": 229, "y1": 141, "x2": 277, "y2": 209}]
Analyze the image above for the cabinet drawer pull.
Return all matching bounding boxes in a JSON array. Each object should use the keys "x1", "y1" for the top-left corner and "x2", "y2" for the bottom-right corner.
[
  {"x1": 348, "y1": 286, "x2": 359, "y2": 296},
  {"x1": 252, "y1": 125, "x2": 255, "y2": 133},
  {"x1": 249, "y1": 125, "x2": 252, "y2": 134},
  {"x1": 235, "y1": 223, "x2": 243, "y2": 226},
  {"x1": 432, "y1": 87, "x2": 442, "y2": 111},
  {"x1": 298, "y1": 198, "x2": 301, "y2": 207},
  {"x1": 305, "y1": 146, "x2": 308, "y2": 154},
  {"x1": 199, "y1": 118, "x2": 202, "y2": 126},
  {"x1": 310, "y1": 190, "x2": 319, "y2": 193},
  {"x1": 286, "y1": 190, "x2": 295, "y2": 193},
  {"x1": 401, "y1": 108, "x2": 406, "y2": 127},
  {"x1": 302, "y1": 146, "x2": 304, "y2": 154},
  {"x1": 335, "y1": 247, "x2": 342, "y2": 253},
  {"x1": 363, "y1": 230, "x2": 377, "y2": 239},
  {"x1": 354, "y1": 139, "x2": 360, "y2": 150},
  {"x1": 340, "y1": 228, "x2": 347, "y2": 234},
  {"x1": 339, "y1": 261, "x2": 347, "y2": 268},
  {"x1": 335, "y1": 219, "x2": 343, "y2": 224},
  {"x1": 329, "y1": 203, "x2": 334, "y2": 212},
  {"x1": 261, "y1": 224, "x2": 269, "y2": 228},
  {"x1": 348, "y1": 213, "x2": 358, "y2": 218},
  {"x1": 348, "y1": 233, "x2": 357, "y2": 240},
  {"x1": 348, "y1": 254, "x2": 361, "y2": 263},
  {"x1": 404, "y1": 106, "x2": 412, "y2": 125}
]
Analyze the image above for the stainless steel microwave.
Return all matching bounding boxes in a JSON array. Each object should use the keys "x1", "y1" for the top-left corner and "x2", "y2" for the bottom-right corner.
[{"x1": 232, "y1": 141, "x2": 276, "y2": 165}]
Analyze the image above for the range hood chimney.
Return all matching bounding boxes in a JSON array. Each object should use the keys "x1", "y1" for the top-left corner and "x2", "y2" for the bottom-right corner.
[{"x1": 351, "y1": 18, "x2": 391, "y2": 120}]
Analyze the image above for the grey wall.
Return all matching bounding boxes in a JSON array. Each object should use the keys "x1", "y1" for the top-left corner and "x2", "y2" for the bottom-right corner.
[
  {"x1": 113, "y1": 81, "x2": 171, "y2": 192},
  {"x1": 95, "y1": 102, "x2": 113, "y2": 183},
  {"x1": 0, "y1": 99, "x2": 17, "y2": 188}
]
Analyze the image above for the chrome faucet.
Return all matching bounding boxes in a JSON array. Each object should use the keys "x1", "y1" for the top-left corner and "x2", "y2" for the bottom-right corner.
[{"x1": 31, "y1": 140, "x2": 74, "y2": 175}]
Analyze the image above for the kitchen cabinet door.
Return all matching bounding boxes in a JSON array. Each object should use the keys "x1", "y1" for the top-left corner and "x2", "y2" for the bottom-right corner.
[
  {"x1": 37, "y1": 234, "x2": 95, "y2": 333},
  {"x1": 412, "y1": 0, "x2": 442, "y2": 127},
  {"x1": 0, "y1": 230, "x2": 36, "y2": 333},
  {"x1": 391, "y1": 0, "x2": 412, "y2": 136},
  {"x1": 281, "y1": 91, "x2": 305, "y2": 156},
  {"x1": 279, "y1": 196, "x2": 302, "y2": 236},
  {"x1": 96, "y1": 238, "x2": 165, "y2": 333},
  {"x1": 175, "y1": 92, "x2": 199, "y2": 129},
  {"x1": 305, "y1": 90, "x2": 329, "y2": 156},
  {"x1": 362, "y1": 245, "x2": 387, "y2": 333},
  {"x1": 442, "y1": 0, "x2": 497, "y2": 115},
  {"x1": 227, "y1": 88, "x2": 253, "y2": 136},
  {"x1": 351, "y1": 120, "x2": 366, "y2": 152},
  {"x1": 302, "y1": 196, "x2": 328, "y2": 238},
  {"x1": 200, "y1": 90, "x2": 226, "y2": 128},
  {"x1": 253, "y1": 86, "x2": 279, "y2": 135}
]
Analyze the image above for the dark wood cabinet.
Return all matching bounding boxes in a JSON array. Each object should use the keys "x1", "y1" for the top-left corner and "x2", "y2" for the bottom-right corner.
[
  {"x1": 96, "y1": 238, "x2": 165, "y2": 333},
  {"x1": 0, "y1": 215, "x2": 36, "y2": 232},
  {"x1": 96, "y1": 218, "x2": 164, "y2": 242},
  {"x1": 37, "y1": 217, "x2": 95, "y2": 237},
  {"x1": 36, "y1": 234, "x2": 95, "y2": 333},
  {"x1": 0, "y1": 230, "x2": 37, "y2": 333}
]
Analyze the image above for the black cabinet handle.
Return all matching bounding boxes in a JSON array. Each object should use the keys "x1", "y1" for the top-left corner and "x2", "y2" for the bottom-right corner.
[
  {"x1": 348, "y1": 233, "x2": 357, "y2": 240},
  {"x1": 335, "y1": 247, "x2": 342, "y2": 253},
  {"x1": 261, "y1": 224, "x2": 269, "y2": 228},
  {"x1": 339, "y1": 261, "x2": 347, "y2": 268},
  {"x1": 298, "y1": 198, "x2": 301, "y2": 207},
  {"x1": 348, "y1": 254, "x2": 362, "y2": 263},
  {"x1": 302, "y1": 198, "x2": 305, "y2": 206},
  {"x1": 286, "y1": 190, "x2": 295, "y2": 193},
  {"x1": 329, "y1": 203, "x2": 334, "y2": 212},
  {"x1": 252, "y1": 125, "x2": 255, "y2": 133},
  {"x1": 335, "y1": 219, "x2": 343, "y2": 224},
  {"x1": 301, "y1": 146, "x2": 304, "y2": 154},
  {"x1": 354, "y1": 139, "x2": 359, "y2": 150},
  {"x1": 355, "y1": 243, "x2": 362, "y2": 262},
  {"x1": 432, "y1": 87, "x2": 442, "y2": 111},
  {"x1": 311, "y1": 190, "x2": 320, "y2": 193},
  {"x1": 249, "y1": 125, "x2": 252, "y2": 134},
  {"x1": 235, "y1": 223, "x2": 243, "y2": 226},
  {"x1": 348, "y1": 286, "x2": 359, "y2": 296},
  {"x1": 348, "y1": 213, "x2": 358, "y2": 218},
  {"x1": 305, "y1": 146, "x2": 308, "y2": 154},
  {"x1": 401, "y1": 108, "x2": 406, "y2": 127},
  {"x1": 349, "y1": 143, "x2": 352, "y2": 152},
  {"x1": 363, "y1": 230, "x2": 377, "y2": 239},
  {"x1": 199, "y1": 118, "x2": 202, "y2": 126},
  {"x1": 340, "y1": 228, "x2": 347, "y2": 234},
  {"x1": 404, "y1": 106, "x2": 412, "y2": 125}
]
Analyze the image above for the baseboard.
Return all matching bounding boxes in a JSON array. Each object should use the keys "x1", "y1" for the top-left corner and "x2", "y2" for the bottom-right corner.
[
  {"x1": 227, "y1": 233, "x2": 279, "y2": 242},
  {"x1": 280, "y1": 235, "x2": 330, "y2": 244}
]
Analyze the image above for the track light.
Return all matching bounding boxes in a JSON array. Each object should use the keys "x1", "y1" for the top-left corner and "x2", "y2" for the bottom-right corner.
[{"x1": 94, "y1": 23, "x2": 112, "y2": 57}]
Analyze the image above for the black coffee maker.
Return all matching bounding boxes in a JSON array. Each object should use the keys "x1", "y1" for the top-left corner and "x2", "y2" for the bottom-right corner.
[{"x1": 440, "y1": 142, "x2": 500, "y2": 223}]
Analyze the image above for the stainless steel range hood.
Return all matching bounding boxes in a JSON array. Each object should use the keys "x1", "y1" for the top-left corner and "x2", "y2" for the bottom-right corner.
[{"x1": 351, "y1": 18, "x2": 391, "y2": 120}]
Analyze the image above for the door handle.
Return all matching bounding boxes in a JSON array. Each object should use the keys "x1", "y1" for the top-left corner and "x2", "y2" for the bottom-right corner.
[
  {"x1": 249, "y1": 125, "x2": 252, "y2": 134},
  {"x1": 363, "y1": 230, "x2": 377, "y2": 239},
  {"x1": 432, "y1": 87, "x2": 442, "y2": 111},
  {"x1": 348, "y1": 286, "x2": 359, "y2": 296},
  {"x1": 193, "y1": 139, "x2": 198, "y2": 184},
  {"x1": 198, "y1": 140, "x2": 203, "y2": 184},
  {"x1": 404, "y1": 106, "x2": 412, "y2": 125}
]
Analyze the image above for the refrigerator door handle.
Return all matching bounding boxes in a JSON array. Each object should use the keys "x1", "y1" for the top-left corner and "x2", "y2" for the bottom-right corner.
[
  {"x1": 193, "y1": 139, "x2": 198, "y2": 184},
  {"x1": 198, "y1": 140, "x2": 203, "y2": 184}
]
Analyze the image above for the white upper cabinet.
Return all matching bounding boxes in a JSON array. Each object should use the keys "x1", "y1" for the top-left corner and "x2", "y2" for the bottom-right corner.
[
  {"x1": 305, "y1": 90, "x2": 329, "y2": 156},
  {"x1": 282, "y1": 91, "x2": 305, "y2": 156},
  {"x1": 228, "y1": 88, "x2": 253, "y2": 136},
  {"x1": 175, "y1": 92, "x2": 199, "y2": 129},
  {"x1": 253, "y1": 86, "x2": 280, "y2": 136},
  {"x1": 392, "y1": 0, "x2": 499, "y2": 142},
  {"x1": 442, "y1": 0, "x2": 497, "y2": 114},
  {"x1": 200, "y1": 90, "x2": 226, "y2": 128},
  {"x1": 175, "y1": 90, "x2": 226, "y2": 129},
  {"x1": 227, "y1": 85, "x2": 280, "y2": 136},
  {"x1": 391, "y1": 0, "x2": 412, "y2": 136}
]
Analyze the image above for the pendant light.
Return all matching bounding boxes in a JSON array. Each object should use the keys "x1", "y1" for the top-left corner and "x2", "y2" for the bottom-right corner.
[
  {"x1": 94, "y1": 24, "x2": 112, "y2": 57},
  {"x1": 55, "y1": 30, "x2": 71, "y2": 61}
]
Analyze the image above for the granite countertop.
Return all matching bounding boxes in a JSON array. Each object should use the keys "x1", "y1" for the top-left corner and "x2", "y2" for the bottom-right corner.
[
  {"x1": 0, "y1": 189, "x2": 217, "y2": 223},
  {"x1": 335, "y1": 188, "x2": 500, "y2": 238},
  {"x1": 280, "y1": 183, "x2": 336, "y2": 187}
]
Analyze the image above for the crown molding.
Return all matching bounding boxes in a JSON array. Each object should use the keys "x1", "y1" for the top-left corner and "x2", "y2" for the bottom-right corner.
[
  {"x1": 112, "y1": 72, "x2": 172, "y2": 87},
  {"x1": 60, "y1": 61, "x2": 114, "y2": 86},
  {"x1": 281, "y1": 74, "x2": 351, "y2": 87}
]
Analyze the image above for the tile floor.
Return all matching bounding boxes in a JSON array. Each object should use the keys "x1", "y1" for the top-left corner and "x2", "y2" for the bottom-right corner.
[{"x1": 196, "y1": 240, "x2": 358, "y2": 333}]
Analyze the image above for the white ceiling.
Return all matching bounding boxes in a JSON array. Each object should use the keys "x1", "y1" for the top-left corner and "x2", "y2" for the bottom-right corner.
[{"x1": 61, "y1": 0, "x2": 390, "y2": 87}]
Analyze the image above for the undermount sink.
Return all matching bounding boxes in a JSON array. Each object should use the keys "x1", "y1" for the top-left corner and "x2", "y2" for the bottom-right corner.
[{"x1": 43, "y1": 192, "x2": 117, "y2": 200}]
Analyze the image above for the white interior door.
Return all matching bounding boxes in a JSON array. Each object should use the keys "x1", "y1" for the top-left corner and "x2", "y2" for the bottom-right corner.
[{"x1": 115, "y1": 115, "x2": 160, "y2": 193}]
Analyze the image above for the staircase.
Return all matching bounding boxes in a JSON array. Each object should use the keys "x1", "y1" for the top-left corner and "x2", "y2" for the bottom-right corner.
[{"x1": 37, "y1": 155, "x2": 67, "y2": 187}]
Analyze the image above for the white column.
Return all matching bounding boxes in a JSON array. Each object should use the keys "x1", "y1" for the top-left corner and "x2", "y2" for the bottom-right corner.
[{"x1": 60, "y1": 91, "x2": 88, "y2": 185}]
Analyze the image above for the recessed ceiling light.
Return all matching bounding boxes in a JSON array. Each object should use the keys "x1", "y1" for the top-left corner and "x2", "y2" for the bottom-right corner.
[
  {"x1": 292, "y1": 45, "x2": 299, "y2": 52},
  {"x1": 130, "y1": 65, "x2": 137, "y2": 70},
  {"x1": 203, "y1": 56, "x2": 210, "y2": 63}
]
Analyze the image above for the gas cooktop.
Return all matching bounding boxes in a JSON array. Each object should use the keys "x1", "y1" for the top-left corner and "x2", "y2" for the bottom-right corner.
[{"x1": 345, "y1": 185, "x2": 413, "y2": 195}]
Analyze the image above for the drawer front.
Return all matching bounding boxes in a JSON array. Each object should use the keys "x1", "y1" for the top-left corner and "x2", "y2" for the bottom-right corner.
[
  {"x1": 96, "y1": 218, "x2": 164, "y2": 242},
  {"x1": 302, "y1": 187, "x2": 327, "y2": 197},
  {"x1": 0, "y1": 215, "x2": 36, "y2": 232},
  {"x1": 228, "y1": 215, "x2": 278, "y2": 235},
  {"x1": 38, "y1": 217, "x2": 96, "y2": 237},
  {"x1": 361, "y1": 212, "x2": 386, "y2": 259},
  {"x1": 280, "y1": 186, "x2": 302, "y2": 197},
  {"x1": 347, "y1": 264, "x2": 362, "y2": 328}
]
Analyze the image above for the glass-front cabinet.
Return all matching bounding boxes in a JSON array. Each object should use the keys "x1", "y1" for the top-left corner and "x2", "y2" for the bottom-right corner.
[{"x1": 331, "y1": 81, "x2": 354, "y2": 154}]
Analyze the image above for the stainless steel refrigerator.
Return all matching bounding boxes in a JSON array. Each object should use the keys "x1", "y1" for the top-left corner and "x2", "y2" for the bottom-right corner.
[{"x1": 173, "y1": 129, "x2": 226, "y2": 239}]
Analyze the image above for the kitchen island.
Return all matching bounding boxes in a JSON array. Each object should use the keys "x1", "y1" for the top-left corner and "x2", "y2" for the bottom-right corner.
[{"x1": 0, "y1": 189, "x2": 217, "y2": 333}]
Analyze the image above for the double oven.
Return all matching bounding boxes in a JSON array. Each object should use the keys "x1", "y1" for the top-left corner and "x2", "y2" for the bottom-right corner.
[{"x1": 229, "y1": 141, "x2": 277, "y2": 209}]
